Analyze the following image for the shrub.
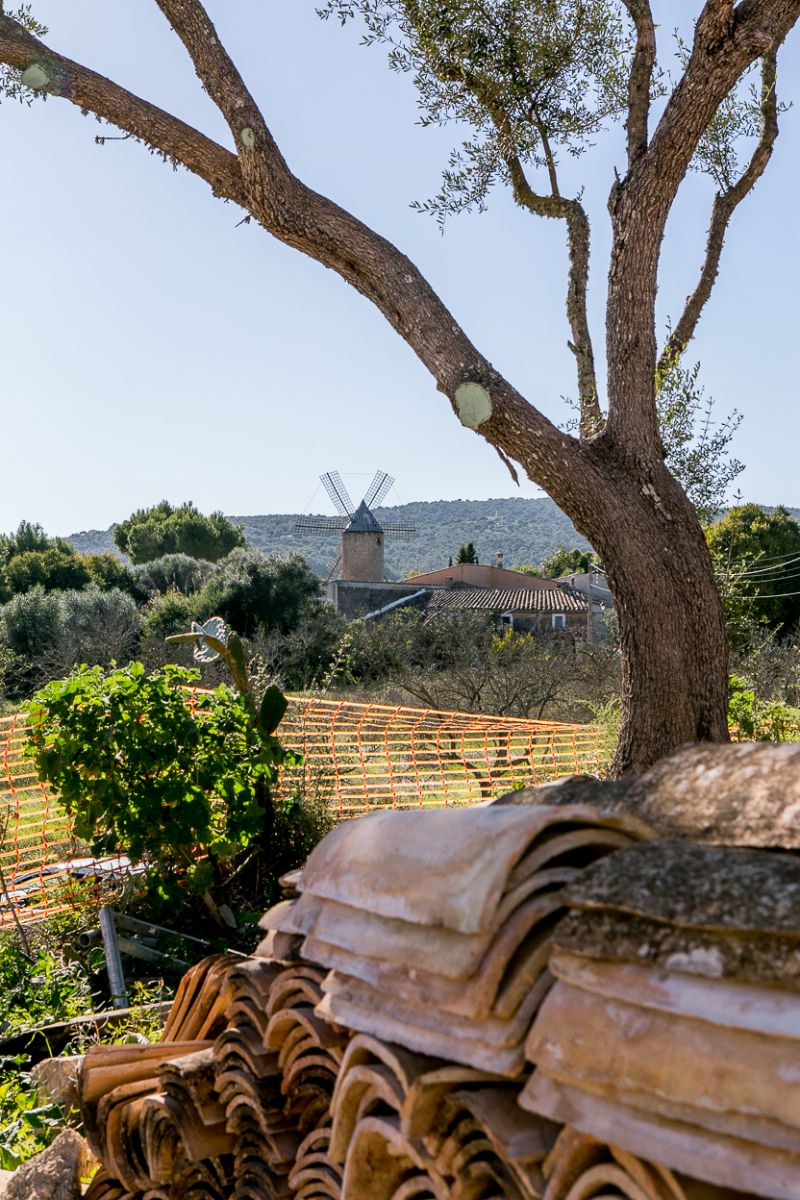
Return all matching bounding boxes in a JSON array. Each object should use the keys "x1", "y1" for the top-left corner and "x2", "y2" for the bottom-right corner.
[
  {"x1": 140, "y1": 590, "x2": 196, "y2": 640},
  {"x1": 84, "y1": 553, "x2": 145, "y2": 600},
  {"x1": 255, "y1": 603, "x2": 347, "y2": 691},
  {"x1": 4, "y1": 548, "x2": 91, "y2": 596},
  {"x1": 728, "y1": 674, "x2": 800, "y2": 741},
  {"x1": 198, "y1": 549, "x2": 321, "y2": 638},
  {"x1": 0, "y1": 587, "x2": 141, "y2": 698},
  {"x1": 53, "y1": 587, "x2": 141, "y2": 670},
  {"x1": 26, "y1": 662, "x2": 293, "y2": 904},
  {"x1": 0, "y1": 587, "x2": 61, "y2": 663},
  {"x1": 135, "y1": 553, "x2": 215, "y2": 597},
  {"x1": 0, "y1": 1066, "x2": 65, "y2": 1169}
]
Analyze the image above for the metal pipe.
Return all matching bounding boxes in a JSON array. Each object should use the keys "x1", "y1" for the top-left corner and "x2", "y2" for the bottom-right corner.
[
  {"x1": 99, "y1": 905, "x2": 128, "y2": 1008},
  {"x1": 361, "y1": 588, "x2": 429, "y2": 621}
]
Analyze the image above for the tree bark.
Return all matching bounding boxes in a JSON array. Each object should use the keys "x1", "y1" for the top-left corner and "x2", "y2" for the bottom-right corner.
[
  {"x1": 500, "y1": 423, "x2": 729, "y2": 775},
  {"x1": 579, "y1": 456, "x2": 729, "y2": 775}
]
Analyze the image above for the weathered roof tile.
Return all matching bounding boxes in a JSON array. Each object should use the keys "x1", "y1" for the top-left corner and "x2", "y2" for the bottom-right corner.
[{"x1": 425, "y1": 586, "x2": 587, "y2": 614}]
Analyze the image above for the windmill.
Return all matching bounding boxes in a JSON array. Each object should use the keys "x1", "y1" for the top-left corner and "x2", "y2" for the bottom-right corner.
[{"x1": 296, "y1": 471, "x2": 415, "y2": 582}]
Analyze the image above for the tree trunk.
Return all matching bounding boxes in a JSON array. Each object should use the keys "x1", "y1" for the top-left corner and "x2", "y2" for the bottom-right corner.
[{"x1": 569, "y1": 447, "x2": 729, "y2": 775}]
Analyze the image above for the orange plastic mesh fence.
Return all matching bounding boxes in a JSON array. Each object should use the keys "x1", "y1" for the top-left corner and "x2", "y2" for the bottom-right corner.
[
  {"x1": 278, "y1": 697, "x2": 607, "y2": 816},
  {"x1": 0, "y1": 699, "x2": 607, "y2": 925}
]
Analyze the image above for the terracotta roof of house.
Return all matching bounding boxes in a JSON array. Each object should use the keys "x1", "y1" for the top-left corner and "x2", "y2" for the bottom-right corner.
[{"x1": 424, "y1": 586, "x2": 587, "y2": 614}]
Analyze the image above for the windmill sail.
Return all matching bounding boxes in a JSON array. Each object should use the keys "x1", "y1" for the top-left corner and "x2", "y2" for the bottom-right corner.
[
  {"x1": 325, "y1": 551, "x2": 342, "y2": 583},
  {"x1": 295, "y1": 516, "x2": 349, "y2": 535},
  {"x1": 380, "y1": 521, "x2": 416, "y2": 540},
  {"x1": 321, "y1": 471, "x2": 355, "y2": 518},
  {"x1": 363, "y1": 471, "x2": 394, "y2": 511}
]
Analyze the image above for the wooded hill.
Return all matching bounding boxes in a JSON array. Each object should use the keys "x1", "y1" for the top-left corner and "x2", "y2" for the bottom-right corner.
[{"x1": 66, "y1": 497, "x2": 590, "y2": 579}]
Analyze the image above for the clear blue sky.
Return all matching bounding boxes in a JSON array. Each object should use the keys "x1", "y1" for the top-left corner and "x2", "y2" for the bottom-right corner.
[{"x1": 1, "y1": 2, "x2": 798, "y2": 536}]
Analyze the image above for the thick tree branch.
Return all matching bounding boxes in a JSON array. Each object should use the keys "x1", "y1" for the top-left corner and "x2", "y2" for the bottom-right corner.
[
  {"x1": 658, "y1": 50, "x2": 779, "y2": 375},
  {"x1": 0, "y1": 14, "x2": 246, "y2": 207},
  {"x1": 695, "y1": 0, "x2": 736, "y2": 48},
  {"x1": 605, "y1": 0, "x2": 800, "y2": 457},
  {"x1": 621, "y1": 0, "x2": 656, "y2": 164},
  {"x1": 525, "y1": 101, "x2": 601, "y2": 435}
]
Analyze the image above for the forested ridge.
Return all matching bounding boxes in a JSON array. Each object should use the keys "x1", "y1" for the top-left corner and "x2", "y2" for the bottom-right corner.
[{"x1": 65, "y1": 497, "x2": 591, "y2": 579}]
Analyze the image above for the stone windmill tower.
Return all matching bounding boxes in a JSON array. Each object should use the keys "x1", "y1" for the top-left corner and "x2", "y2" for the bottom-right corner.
[{"x1": 296, "y1": 471, "x2": 415, "y2": 582}]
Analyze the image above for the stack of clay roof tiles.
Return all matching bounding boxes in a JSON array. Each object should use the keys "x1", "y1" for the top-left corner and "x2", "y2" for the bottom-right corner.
[
  {"x1": 264, "y1": 806, "x2": 652, "y2": 1077},
  {"x1": 80, "y1": 955, "x2": 240, "y2": 1198},
  {"x1": 523, "y1": 839, "x2": 800, "y2": 1199},
  {"x1": 77, "y1": 743, "x2": 800, "y2": 1199}
]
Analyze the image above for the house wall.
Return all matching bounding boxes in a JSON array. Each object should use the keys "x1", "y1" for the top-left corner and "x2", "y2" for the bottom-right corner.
[
  {"x1": 329, "y1": 580, "x2": 428, "y2": 620},
  {"x1": 405, "y1": 564, "x2": 558, "y2": 590},
  {"x1": 510, "y1": 611, "x2": 587, "y2": 636},
  {"x1": 558, "y1": 571, "x2": 615, "y2": 607}
]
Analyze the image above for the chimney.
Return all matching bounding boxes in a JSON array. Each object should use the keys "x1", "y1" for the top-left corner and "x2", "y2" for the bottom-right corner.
[{"x1": 496, "y1": 550, "x2": 505, "y2": 569}]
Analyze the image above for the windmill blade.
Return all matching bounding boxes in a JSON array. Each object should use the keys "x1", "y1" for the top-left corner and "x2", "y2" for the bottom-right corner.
[
  {"x1": 295, "y1": 516, "x2": 348, "y2": 536},
  {"x1": 363, "y1": 470, "x2": 394, "y2": 511},
  {"x1": 382, "y1": 521, "x2": 416, "y2": 541},
  {"x1": 325, "y1": 551, "x2": 342, "y2": 583},
  {"x1": 321, "y1": 471, "x2": 355, "y2": 518}
]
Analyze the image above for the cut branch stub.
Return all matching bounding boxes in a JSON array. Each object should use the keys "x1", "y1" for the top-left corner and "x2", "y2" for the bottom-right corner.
[
  {"x1": 21, "y1": 58, "x2": 65, "y2": 93},
  {"x1": 454, "y1": 382, "x2": 492, "y2": 430}
]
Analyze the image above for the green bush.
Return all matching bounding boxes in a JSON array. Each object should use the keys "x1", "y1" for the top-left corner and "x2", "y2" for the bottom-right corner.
[
  {"x1": 0, "y1": 937, "x2": 94, "y2": 1036},
  {"x1": 84, "y1": 553, "x2": 145, "y2": 600},
  {"x1": 0, "y1": 587, "x2": 141, "y2": 699},
  {"x1": 140, "y1": 590, "x2": 197, "y2": 640},
  {"x1": 135, "y1": 553, "x2": 215, "y2": 597},
  {"x1": 26, "y1": 662, "x2": 293, "y2": 903},
  {"x1": 198, "y1": 549, "x2": 322, "y2": 638},
  {"x1": 0, "y1": 587, "x2": 60, "y2": 663},
  {"x1": 0, "y1": 1065, "x2": 65, "y2": 1169},
  {"x1": 728, "y1": 674, "x2": 800, "y2": 741},
  {"x1": 540, "y1": 545, "x2": 598, "y2": 578},
  {"x1": 4, "y1": 548, "x2": 91, "y2": 596},
  {"x1": 54, "y1": 587, "x2": 141, "y2": 664}
]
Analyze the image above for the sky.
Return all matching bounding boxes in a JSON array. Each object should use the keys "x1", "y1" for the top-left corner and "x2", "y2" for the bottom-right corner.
[{"x1": 0, "y1": 1, "x2": 798, "y2": 536}]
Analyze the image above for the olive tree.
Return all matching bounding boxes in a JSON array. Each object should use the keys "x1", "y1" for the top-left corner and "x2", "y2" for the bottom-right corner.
[{"x1": 0, "y1": 0, "x2": 796, "y2": 772}]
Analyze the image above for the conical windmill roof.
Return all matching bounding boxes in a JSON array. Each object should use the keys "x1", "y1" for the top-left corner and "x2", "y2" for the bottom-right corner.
[{"x1": 345, "y1": 500, "x2": 383, "y2": 533}]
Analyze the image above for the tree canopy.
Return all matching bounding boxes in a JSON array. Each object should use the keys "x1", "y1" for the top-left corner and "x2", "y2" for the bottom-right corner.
[
  {"x1": 113, "y1": 501, "x2": 246, "y2": 564},
  {"x1": 707, "y1": 504, "x2": 800, "y2": 638},
  {"x1": 4, "y1": 548, "x2": 91, "y2": 597},
  {"x1": 541, "y1": 546, "x2": 599, "y2": 579},
  {"x1": 0, "y1": 523, "x2": 141, "y2": 603},
  {"x1": 199, "y1": 549, "x2": 322, "y2": 638}
]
